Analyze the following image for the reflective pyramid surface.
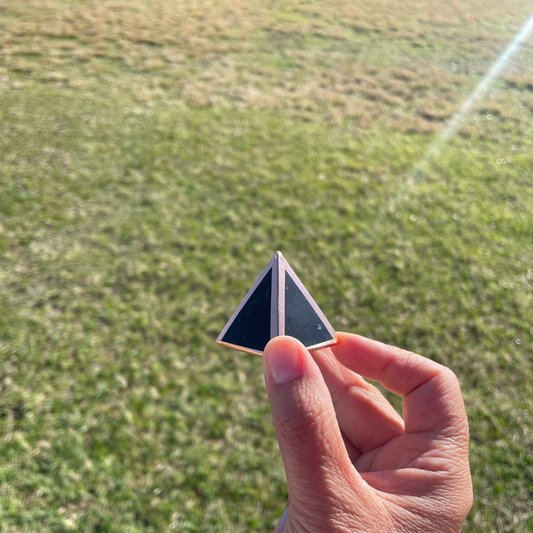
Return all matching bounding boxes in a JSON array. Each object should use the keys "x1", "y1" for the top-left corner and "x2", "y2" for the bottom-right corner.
[{"x1": 217, "y1": 252, "x2": 337, "y2": 355}]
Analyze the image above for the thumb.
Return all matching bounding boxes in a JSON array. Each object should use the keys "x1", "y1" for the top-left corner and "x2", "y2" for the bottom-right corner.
[{"x1": 263, "y1": 337, "x2": 365, "y2": 516}]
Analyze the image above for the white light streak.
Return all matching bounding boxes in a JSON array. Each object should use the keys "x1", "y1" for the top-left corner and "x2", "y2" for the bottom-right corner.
[{"x1": 411, "y1": 9, "x2": 533, "y2": 179}]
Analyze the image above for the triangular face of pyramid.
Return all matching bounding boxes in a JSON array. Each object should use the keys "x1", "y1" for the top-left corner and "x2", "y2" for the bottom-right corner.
[
  {"x1": 217, "y1": 252, "x2": 337, "y2": 355},
  {"x1": 284, "y1": 271, "x2": 334, "y2": 347},
  {"x1": 219, "y1": 267, "x2": 272, "y2": 354}
]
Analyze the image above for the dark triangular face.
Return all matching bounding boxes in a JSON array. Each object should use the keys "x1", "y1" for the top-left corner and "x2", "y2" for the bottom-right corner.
[
  {"x1": 284, "y1": 272, "x2": 334, "y2": 347},
  {"x1": 219, "y1": 268, "x2": 272, "y2": 353}
]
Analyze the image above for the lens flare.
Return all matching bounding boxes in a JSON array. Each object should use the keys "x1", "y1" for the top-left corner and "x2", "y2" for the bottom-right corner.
[{"x1": 410, "y1": 10, "x2": 533, "y2": 181}]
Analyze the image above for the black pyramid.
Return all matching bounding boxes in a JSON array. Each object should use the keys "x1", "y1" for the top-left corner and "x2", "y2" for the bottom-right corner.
[{"x1": 217, "y1": 252, "x2": 337, "y2": 355}]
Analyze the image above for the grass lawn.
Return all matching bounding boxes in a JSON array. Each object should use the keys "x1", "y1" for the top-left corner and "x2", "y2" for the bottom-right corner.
[{"x1": 1, "y1": 0, "x2": 532, "y2": 531}]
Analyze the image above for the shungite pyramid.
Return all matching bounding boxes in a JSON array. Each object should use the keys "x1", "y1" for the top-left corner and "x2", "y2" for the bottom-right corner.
[{"x1": 216, "y1": 252, "x2": 337, "y2": 355}]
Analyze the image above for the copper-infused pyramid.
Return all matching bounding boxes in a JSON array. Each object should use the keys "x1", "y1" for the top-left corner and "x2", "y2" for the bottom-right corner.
[{"x1": 216, "y1": 252, "x2": 338, "y2": 355}]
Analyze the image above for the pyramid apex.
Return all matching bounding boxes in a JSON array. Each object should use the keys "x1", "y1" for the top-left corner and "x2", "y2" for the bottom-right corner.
[{"x1": 275, "y1": 250, "x2": 283, "y2": 258}]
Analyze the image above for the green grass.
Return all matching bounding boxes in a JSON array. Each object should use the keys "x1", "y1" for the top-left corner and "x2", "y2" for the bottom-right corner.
[{"x1": 1, "y1": 1, "x2": 533, "y2": 531}]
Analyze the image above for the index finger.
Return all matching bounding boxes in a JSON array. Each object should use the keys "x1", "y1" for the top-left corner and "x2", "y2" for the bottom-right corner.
[{"x1": 331, "y1": 332, "x2": 469, "y2": 439}]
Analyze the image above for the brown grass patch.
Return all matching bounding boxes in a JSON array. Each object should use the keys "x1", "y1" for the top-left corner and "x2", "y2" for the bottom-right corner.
[
  {"x1": 387, "y1": 110, "x2": 439, "y2": 134},
  {"x1": 0, "y1": 0, "x2": 531, "y2": 133},
  {"x1": 391, "y1": 68, "x2": 417, "y2": 82},
  {"x1": 504, "y1": 75, "x2": 533, "y2": 92},
  {"x1": 417, "y1": 108, "x2": 450, "y2": 122}
]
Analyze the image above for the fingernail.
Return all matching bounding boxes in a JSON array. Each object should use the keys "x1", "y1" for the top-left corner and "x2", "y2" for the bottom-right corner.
[
  {"x1": 274, "y1": 505, "x2": 290, "y2": 533},
  {"x1": 265, "y1": 337, "x2": 304, "y2": 384}
]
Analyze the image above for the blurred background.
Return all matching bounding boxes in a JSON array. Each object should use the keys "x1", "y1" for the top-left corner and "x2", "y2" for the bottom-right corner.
[{"x1": 1, "y1": 1, "x2": 532, "y2": 531}]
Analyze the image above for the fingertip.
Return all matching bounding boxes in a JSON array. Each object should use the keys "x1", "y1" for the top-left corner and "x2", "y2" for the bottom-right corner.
[
  {"x1": 264, "y1": 336, "x2": 306, "y2": 384},
  {"x1": 330, "y1": 332, "x2": 371, "y2": 364},
  {"x1": 335, "y1": 331, "x2": 349, "y2": 344},
  {"x1": 333, "y1": 331, "x2": 365, "y2": 347},
  {"x1": 265, "y1": 335, "x2": 305, "y2": 352}
]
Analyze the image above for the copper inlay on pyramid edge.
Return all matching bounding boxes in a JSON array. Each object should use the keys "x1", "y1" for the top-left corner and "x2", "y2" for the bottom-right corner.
[{"x1": 216, "y1": 251, "x2": 338, "y2": 355}]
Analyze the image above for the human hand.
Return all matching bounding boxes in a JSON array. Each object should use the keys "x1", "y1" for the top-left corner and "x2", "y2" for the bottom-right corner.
[{"x1": 263, "y1": 333, "x2": 472, "y2": 533}]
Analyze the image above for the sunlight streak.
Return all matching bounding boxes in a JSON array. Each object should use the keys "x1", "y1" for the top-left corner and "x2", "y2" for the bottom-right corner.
[{"x1": 410, "y1": 9, "x2": 533, "y2": 180}]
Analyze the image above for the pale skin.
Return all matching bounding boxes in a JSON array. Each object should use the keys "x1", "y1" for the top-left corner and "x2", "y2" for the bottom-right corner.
[{"x1": 263, "y1": 332, "x2": 473, "y2": 533}]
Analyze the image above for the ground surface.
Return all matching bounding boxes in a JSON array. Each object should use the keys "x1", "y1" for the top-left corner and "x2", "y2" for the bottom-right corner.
[{"x1": 1, "y1": 1, "x2": 532, "y2": 532}]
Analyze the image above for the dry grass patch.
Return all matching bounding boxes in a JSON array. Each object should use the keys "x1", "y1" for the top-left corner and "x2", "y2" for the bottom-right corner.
[
  {"x1": 1, "y1": 0, "x2": 533, "y2": 134},
  {"x1": 386, "y1": 109, "x2": 440, "y2": 133},
  {"x1": 504, "y1": 74, "x2": 533, "y2": 92}
]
